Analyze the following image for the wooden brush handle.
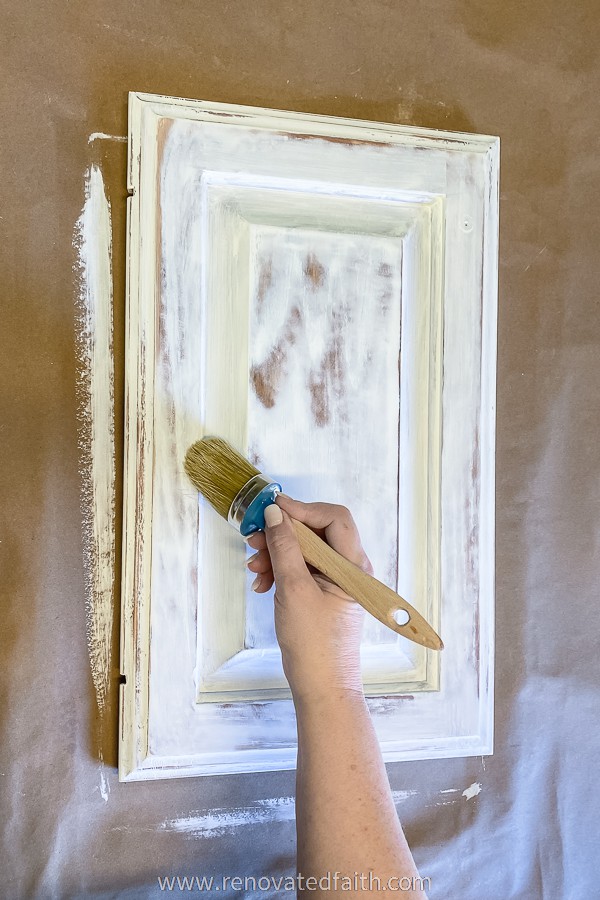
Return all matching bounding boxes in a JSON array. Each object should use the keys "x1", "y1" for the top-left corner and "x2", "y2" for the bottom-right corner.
[{"x1": 291, "y1": 519, "x2": 443, "y2": 651}]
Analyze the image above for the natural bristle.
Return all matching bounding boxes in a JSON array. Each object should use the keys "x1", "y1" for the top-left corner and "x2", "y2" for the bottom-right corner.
[{"x1": 184, "y1": 436, "x2": 261, "y2": 519}]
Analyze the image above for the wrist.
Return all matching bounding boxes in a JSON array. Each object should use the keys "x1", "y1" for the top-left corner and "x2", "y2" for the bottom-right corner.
[
  {"x1": 281, "y1": 649, "x2": 363, "y2": 707},
  {"x1": 290, "y1": 682, "x2": 366, "y2": 715}
]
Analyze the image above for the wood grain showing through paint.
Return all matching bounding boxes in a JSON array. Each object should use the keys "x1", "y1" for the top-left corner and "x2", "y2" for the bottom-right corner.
[
  {"x1": 246, "y1": 226, "x2": 403, "y2": 650},
  {"x1": 119, "y1": 93, "x2": 498, "y2": 781}
]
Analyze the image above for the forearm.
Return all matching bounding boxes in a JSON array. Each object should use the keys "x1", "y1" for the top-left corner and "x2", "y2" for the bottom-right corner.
[{"x1": 294, "y1": 690, "x2": 427, "y2": 898}]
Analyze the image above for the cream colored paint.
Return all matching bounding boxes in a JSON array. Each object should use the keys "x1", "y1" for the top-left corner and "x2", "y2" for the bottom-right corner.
[
  {"x1": 87, "y1": 132, "x2": 127, "y2": 143},
  {"x1": 462, "y1": 782, "x2": 482, "y2": 800},
  {"x1": 75, "y1": 164, "x2": 115, "y2": 717},
  {"x1": 120, "y1": 93, "x2": 498, "y2": 780}
]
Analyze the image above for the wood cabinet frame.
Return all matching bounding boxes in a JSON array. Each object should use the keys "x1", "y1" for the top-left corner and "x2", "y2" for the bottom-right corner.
[{"x1": 119, "y1": 92, "x2": 499, "y2": 781}]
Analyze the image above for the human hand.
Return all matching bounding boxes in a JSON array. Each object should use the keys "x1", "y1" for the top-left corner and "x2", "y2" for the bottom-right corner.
[{"x1": 245, "y1": 495, "x2": 374, "y2": 704}]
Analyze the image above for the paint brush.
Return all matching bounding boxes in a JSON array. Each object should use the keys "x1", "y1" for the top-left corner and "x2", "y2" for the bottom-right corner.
[{"x1": 184, "y1": 436, "x2": 443, "y2": 651}]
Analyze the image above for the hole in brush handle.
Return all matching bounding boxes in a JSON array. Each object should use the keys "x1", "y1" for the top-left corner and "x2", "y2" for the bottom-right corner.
[
  {"x1": 294, "y1": 519, "x2": 443, "y2": 647},
  {"x1": 393, "y1": 608, "x2": 410, "y2": 626}
]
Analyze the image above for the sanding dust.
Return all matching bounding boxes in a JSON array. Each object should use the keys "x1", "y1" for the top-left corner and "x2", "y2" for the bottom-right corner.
[{"x1": 74, "y1": 165, "x2": 115, "y2": 716}]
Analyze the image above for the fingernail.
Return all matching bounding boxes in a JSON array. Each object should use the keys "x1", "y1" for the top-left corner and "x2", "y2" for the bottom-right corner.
[
  {"x1": 277, "y1": 492, "x2": 291, "y2": 500},
  {"x1": 246, "y1": 551, "x2": 259, "y2": 565},
  {"x1": 264, "y1": 504, "x2": 283, "y2": 527},
  {"x1": 251, "y1": 575, "x2": 262, "y2": 591}
]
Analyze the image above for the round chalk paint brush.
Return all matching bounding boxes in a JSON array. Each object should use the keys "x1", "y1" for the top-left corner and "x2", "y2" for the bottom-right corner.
[{"x1": 184, "y1": 436, "x2": 443, "y2": 651}]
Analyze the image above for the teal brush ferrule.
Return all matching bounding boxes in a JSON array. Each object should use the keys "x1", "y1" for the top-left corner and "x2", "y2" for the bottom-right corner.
[{"x1": 227, "y1": 474, "x2": 282, "y2": 536}]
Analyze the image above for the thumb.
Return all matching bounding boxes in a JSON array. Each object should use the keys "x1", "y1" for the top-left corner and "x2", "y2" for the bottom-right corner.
[{"x1": 263, "y1": 503, "x2": 310, "y2": 589}]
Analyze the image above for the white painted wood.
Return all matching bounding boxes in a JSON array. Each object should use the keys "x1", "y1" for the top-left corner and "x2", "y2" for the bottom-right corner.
[{"x1": 119, "y1": 91, "x2": 499, "y2": 781}]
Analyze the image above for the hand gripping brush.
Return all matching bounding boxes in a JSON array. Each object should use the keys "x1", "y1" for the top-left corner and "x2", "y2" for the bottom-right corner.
[{"x1": 184, "y1": 436, "x2": 443, "y2": 651}]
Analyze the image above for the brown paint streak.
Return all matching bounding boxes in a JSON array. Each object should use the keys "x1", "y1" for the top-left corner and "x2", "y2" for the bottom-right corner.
[
  {"x1": 255, "y1": 257, "x2": 272, "y2": 313},
  {"x1": 303, "y1": 253, "x2": 325, "y2": 290},
  {"x1": 250, "y1": 353, "x2": 283, "y2": 409},
  {"x1": 308, "y1": 372, "x2": 328, "y2": 426},
  {"x1": 206, "y1": 111, "x2": 249, "y2": 119},
  {"x1": 288, "y1": 304, "x2": 302, "y2": 337},
  {"x1": 308, "y1": 327, "x2": 345, "y2": 428},
  {"x1": 132, "y1": 388, "x2": 146, "y2": 704},
  {"x1": 250, "y1": 306, "x2": 303, "y2": 408},
  {"x1": 156, "y1": 116, "x2": 175, "y2": 389},
  {"x1": 280, "y1": 131, "x2": 391, "y2": 149}
]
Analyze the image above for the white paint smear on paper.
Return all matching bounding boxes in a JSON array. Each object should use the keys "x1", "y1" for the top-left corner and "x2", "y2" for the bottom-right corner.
[
  {"x1": 163, "y1": 797, "x2": 296, "y2": 838},
  {"x1": 163, "y1": 791, "x2": 415, "y2": 838},
  {"x1": 74, "y1": 165, "x2": 115, "y2": 715},
  {"x1": 462, "y1": 782, "x2": 482, "y2": 800},
  {"x1": 96, "y1": 748, "x2": 111, "y2": 803},
  {"x1": 99, "y1": 769, "x2": 110, "y2": 802},
  {"x1": 88, "y1": 132, "x2": 127, "y2": 143}
]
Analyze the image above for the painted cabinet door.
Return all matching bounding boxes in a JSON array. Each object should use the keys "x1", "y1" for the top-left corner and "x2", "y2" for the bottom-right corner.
[{"x1": 120, "y1": 92, "x2": 498, "y2": 780}]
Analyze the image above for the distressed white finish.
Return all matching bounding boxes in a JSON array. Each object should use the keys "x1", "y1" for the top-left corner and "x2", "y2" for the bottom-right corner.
[{"x1": 120, "y1": 92, "x2": 499, "y2": 781}]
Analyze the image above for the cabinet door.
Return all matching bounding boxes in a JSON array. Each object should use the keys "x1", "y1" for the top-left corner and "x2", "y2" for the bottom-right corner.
[{"x1": 120, "y1": 92, "x2": 498, "y2": 781}]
